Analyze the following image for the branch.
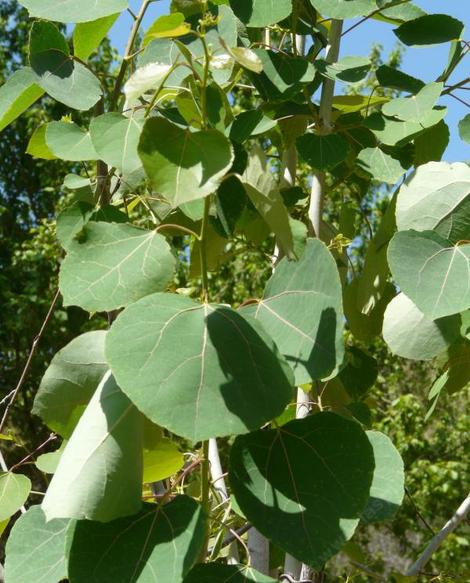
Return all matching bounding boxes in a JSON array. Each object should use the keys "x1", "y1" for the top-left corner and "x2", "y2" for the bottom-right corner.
[
  {"x1": 406, "y1": 493, "x2": 470, "y2": 576},
  {"x1": 0, "y1": 289, "x2": 60, "y2": 435}
]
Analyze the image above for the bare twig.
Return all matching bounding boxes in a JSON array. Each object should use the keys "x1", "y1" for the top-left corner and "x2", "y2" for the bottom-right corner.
[
  {"x1": 0, "y1": 289, "x2": 61, "y2": 435},
  {"x1": 406, "y1": 494, "x2": 470, "y2": 576},
  {"x1": 10, "y1": 433, "x2": 57, "y2": 472}
]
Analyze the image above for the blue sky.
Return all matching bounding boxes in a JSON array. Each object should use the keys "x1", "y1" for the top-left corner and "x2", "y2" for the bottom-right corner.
[{"x1": 109, "y1": 0, "x2": 470, "y2": 161}]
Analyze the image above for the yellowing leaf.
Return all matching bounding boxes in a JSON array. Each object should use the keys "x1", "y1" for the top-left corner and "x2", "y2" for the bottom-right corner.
[{"x1": 143, "y1": 439, "x2": 184, "y2": 483}]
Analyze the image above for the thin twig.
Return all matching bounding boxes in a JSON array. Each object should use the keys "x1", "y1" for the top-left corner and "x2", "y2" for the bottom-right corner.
[
  {"x1": 341, "y1": 0, "x2": 409, "y2": 37},
  {"x1": 10, "y1": 434, "x2": 57, "y2": 472},
  {"x1": 405, "y1": 487, "x2": 435, "y2": 535},
  {"x1": 0, "y1": 289, "x2": 61, "y2": 435},
  {"x1": 406, "y1": 494, "x2": 470, "y2": 576}
]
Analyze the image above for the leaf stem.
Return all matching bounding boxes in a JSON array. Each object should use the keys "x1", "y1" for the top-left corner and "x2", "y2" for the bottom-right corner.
[
  {"x1": 199, "y1": 196, "x2": 211, "y2": 303},
  {"x1": 110, "y1": 0, "x2": 154, "y2": 111}
]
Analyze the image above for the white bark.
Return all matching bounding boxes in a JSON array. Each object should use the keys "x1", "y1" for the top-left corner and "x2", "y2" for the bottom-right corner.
[
  {"x1": 208, "y1": 438, "x2": 239, "y2": 563},
  {"x1": 248, "y1": 528, "x2": 270, "y2": 574},
  {"x1": 406, "y1": 493, "x2": 470, "y2": 576}
]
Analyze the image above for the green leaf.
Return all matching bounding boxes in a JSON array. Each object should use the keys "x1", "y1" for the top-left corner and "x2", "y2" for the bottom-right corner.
[
  {"x1": 251, "y1": 50, "x2": 315, "y2": 102},
  {"x1": 45, "y1": 121, "x2": 98, "y2": 162},
  {"x1": 458, "y1": 114, "x2": 470, "y2": 145},
  {"x1": 240, "y1": 148, "x2": 294, "y2": 257},
  {"x1": 90, "y1": 113, "x2": 143, "y2": 175},
  {"x1": 144, "y1": 13, "x2": 191, "y2": 46},
  {"x1": 383, "y1": 293, "x2": 461, "y2": 361},
  {"x1": 42, "y1": 372, "x2": 143, "y2": 522},
  {"x1": 59, "y1": 222, "x2": 176, "y2": 312},
  {"x1": 106, "y1": 292, "x2": 293, "y2": 441},
  {"x1": 0, "y1": 68, "x2": 44, "y2": 133},
  {"x1": 19, "y1": 0, "x2": 128, "y2": 23},
  {"x1": 56, "y1": 202, "x2": 128, "y2": 251},
  {"x1": 36, "y1": 442, "x2": 67, "y2": 474},
  {"x1": 229, "y1": 412, "x2": 374, "y2": 569},
  {"x1": 413, "y1": 120, "x2": 449, "y2": 165},
  {"x1": 297, "y1": 133, "x2": 350, "y2": 171},
  {"x1": 315, "y1": 56, "x2": 371, "y2": 84},
  {"x1": 68, "y1": 496, "x2": 204, "y2": 583},
  {"x1": 375, "y1": 65, "x2": 425, "y2": 94},
  {"x1": 382, "y1": 82, "x2": 443, "y2": 123},
  {"x1": 26, "y1": 124, "x2": 57, "y2": 159},
  {"x1": 337, "y1": 346, "x2": 378, "y2": 400},
  {"x1": 184, "y1": 564, "x2": 278, "y2": 582},
  {"x1": 309, "y1": 0, "x2": 376, "y2": 19},
  {"x1": 0, "y1": 473, "x2": 31, "y2": 520},
  {"x1": 73, "y1": 13, "x2": 119, "y2": 61},
  {"x1": 332, "y1": 94, "x2": 389, "y2": 113},
  {"x1": 374, "y1": 1, "x2": 426, "y2": 25},
  {"x1": 230, "y1": 47, "x2": 263, "y2": 74},
  {"x1": 241, "y1": 239, "x2": 344, "y2": 384},
  {"x1": 229, "y1": 0, "x2": 292, "y2": 27},
  {"x1": 29, "y1": 21, "x2": 102, "y2": 111},
  {"x1": 138, "y1": 118, "x2": 233, "y2": 207},
  {"x1": 365, "y1": 108, "x2": 447, "y2": 146},
  {"x1": 357, "y1": 147, "x2": 407, "y2": 184},
  {"x1": 388, "y1": 230, "x2": 470, "y2": 319},
  {"x1": 394, "y1": 14, "x2": 464, "y2": 46},
  {"x1": 143, "y1": 438, "x2": 184, "y2": 483},
  {"x1": 361, "y1": 431, "x2": 404, "y2": 523},
  {"x1": 4, "y1": 506, "x2": 74, "y2": 583},
  {"x1": 228, "y1": 110, "x2": 277, "y2": 144},
  {"x1": 396, "y1": 161, "x2": 470, "y2": 244},
  {"x1": 33, "y1": 331, "x2": 108, "y2": 438},
  {"x1": 138, "y1": 38, "x2": 189, "y2": 89}
]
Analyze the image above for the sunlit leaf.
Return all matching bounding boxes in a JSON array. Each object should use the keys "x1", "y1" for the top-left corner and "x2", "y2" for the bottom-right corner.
[
  {"x1": 19, "y1": 0, "x2": 128, "y2": 23},
  {"x1": 106, "y1": 292, "x2": 293, "y2": 441},
  {"x1": 0, "y1": 472, "x2": 31, "y2": 521},
  {"x1": 4, "y1": 506, "x2": 74, "y2": 583},
  {"x1": 241, "y1": 239, "x2": 344, "y2": 384},
  {"x1": 73, "y1": 13, "x2": 119, "y2": 60},
  {"x1": 59, "y1": 222, "x2": 176, "y2": 312},
  {"x1": 42, "y1": 372, "x2": 143, "y2": 522},
  {"x1": 229, "y1": 0, "x2": 292, "y2": 27},
  {"x1": 0, "y1": 68, "x2": 44, "y2": 133},
  {"x1": 45, "y1": 121, "x2": 98, "y2": 161}
]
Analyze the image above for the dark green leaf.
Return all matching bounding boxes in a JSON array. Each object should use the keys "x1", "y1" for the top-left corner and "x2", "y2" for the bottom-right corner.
[
  {"x1": 394, "y1": 14, "x2": 464, "y2": 46},
  {"x1": 42, "y1": 372, "x2": 143, "y2": 522},
  {"x1": 59, "y1": 222, "x2": 176, "y2": 312},
  {"x1": 309, "y1": 0, "x2": 375, "y2": 19},
  {"x1": 365, "y1": 108, "x2": 447, "y2": 146},
  {"x1": 4, "y1": 506, "x2": 74, "y2": 583},
  {"x1": 241, "y1": 239, "x2": 344, "y2": 384},
  {"x1": 68, "y1": 496, "x2": 205, "y2": 583},
  {"x1": 29, "y1": 22, "x2": 102, "y2": 110},
  {"x1": 139, "y1": 118, "x2": 233, "y2": 207},
  {"x1": 106, "y1": 293, "x2": 293, "y2": 441},
  {"x1": 414, "y1": 120, "x2": 449, "y2": 165},
  {"x1": 315, "y1": 56, "x2": 371, "y2": 84},
  {"x1": 229, "y1": 412, "x2": 374, "y2": 569},
  {"x1": 184, "y1": 564, "x2": 277, "y2": 582},
  {"x1": 458, "y1": 113, "x2": 470, "y2": 145},
  {"x1": 337, "y1": 346, "x2": 378, "y2": 400},
  {"x1": 228, "y1": 110, "x2": 277, "y2": 144},
  {"x1": 375, "y1": 64, "x2": 425, "y2": 94},
  {"x1": 297, "y1": 133, "x2": 350, "y2": 170}
]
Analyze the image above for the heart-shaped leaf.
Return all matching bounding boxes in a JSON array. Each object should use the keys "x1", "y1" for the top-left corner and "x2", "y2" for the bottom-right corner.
[
  {"x1": 106, "y1": 293, "x2": 293, "y2": 441},
  {"x1": 33, "y1": 331, "x2": 108, "y2": 438},
  {"x1": 383, "y1": 293, "x2": 461, "y2": 360},
  {"x1": 19, "y1": 0, "x2": 127, "y2": 23},
  {"x1": 59, "y1": 222, "x2": 176, "y2": 312},
  {"x1": 229, "y1": 412, "x2": 374, "y2": 569},
  {"x1": 4, "y1": 506, "x2": 75, "y2": 583},
  {"x1": 68, "y1": 496, "x2": 205, "y2": 583},
  {"x1": 388, "y1": 230, "x2": 470, "y2": 319},
  {"x1": 138, "y1": 118, "x2": 234, "y2": 207},
  {"x1": 241, "y1": 239, "x2": 344, "y2": 384}
]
